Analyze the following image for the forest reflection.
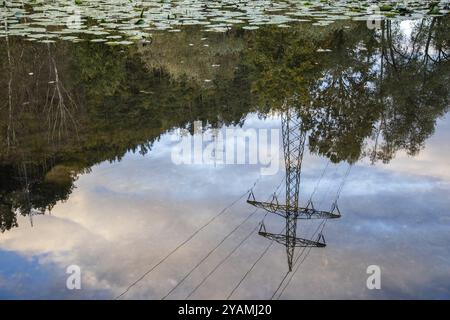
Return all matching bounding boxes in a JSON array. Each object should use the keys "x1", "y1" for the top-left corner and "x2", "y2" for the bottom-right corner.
[{"x1": 0, "y1": 17, "x2": 449, "y2": 233}]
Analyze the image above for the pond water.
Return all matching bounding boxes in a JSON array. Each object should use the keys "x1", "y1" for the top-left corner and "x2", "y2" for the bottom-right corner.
[{"x1": 0, "y1": 1, "x2": 449, "y2": 299}]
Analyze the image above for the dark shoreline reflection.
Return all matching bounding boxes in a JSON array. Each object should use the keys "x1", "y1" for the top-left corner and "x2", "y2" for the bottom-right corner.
[{"x1": 1, "y1": 18, "x2": 449, "y2": 233}]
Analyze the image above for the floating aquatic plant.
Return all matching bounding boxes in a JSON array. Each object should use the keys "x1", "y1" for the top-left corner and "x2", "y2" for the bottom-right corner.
[{"x1": 0, "y1": 0, "x2": 448, "y2": 44}]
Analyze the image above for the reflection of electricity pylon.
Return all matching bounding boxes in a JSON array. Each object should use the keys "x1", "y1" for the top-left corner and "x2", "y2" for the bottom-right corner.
[{"x1": 247, "y1": 105, "x2": 341, "y2": 271}]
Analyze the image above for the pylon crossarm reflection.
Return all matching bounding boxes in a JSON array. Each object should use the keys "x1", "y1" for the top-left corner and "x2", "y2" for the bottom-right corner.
[
  {"x1": 258, "y1": 230, "x2": 326, "y2": 248},
  {"x1": 247, "y1": 199, "x2": 341, "y2": 219}
]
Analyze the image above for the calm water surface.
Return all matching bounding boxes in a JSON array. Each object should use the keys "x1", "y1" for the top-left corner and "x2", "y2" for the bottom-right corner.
[{"x1": 0, "y1": 1, "x2": 449, "y2": 299}]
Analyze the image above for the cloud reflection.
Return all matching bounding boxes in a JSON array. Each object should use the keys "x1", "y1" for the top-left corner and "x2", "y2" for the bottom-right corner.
[{"x1": 1, "y1": 116, "x2": 450, "y2": 299}]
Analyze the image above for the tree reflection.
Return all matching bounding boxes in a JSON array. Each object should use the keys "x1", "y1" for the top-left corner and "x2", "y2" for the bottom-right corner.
[
  {"x1": 245, "y1": 17, "x2": 449, "y2": 163},
  {"x1": 0, "y1": 17, "x2": 448, "y2": 232}
]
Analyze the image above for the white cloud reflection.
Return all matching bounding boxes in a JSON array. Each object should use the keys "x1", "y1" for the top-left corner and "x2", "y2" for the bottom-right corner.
[{"x1": 1, "y1": 116, "x2": 450, "y2": 300}]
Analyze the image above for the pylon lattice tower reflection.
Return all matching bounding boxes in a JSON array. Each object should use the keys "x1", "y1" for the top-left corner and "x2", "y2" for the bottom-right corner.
[{"x1": 247, "y1": 104, "x2": 341, "y2": 271}]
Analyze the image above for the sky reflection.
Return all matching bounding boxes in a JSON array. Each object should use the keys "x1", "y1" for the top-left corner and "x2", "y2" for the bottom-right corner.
[
  {"x1": 1, "y1": 114, "x2": 449, "y2": 299},
  {"x1": 1, "y1": 14, "x2": 449, "y2": 299}
]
